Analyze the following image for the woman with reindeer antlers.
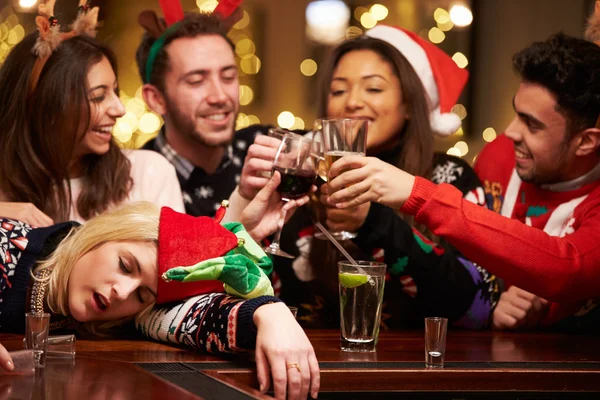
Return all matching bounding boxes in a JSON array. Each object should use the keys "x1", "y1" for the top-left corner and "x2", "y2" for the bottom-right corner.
[{"x1": 0, "y1": 0, "x2": 185, "y2": 226}]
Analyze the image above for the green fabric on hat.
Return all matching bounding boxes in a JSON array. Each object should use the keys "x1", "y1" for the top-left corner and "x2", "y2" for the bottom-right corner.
[
  {"x1": 162, "y1": 222, "x2": 274, "y2": 299},
  {"x1": 223, "y1": 222, "x2": 273, "y2": 275},
  {"x1": 167, "y1": 257, "x2": 226, "y2": 282}
]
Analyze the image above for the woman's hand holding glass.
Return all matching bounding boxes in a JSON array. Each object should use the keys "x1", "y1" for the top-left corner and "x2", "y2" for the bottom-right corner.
[
  {"x1": 326, "y1": 155, "x2": 416, "y2": 210},
  {"x1": 318, "y1": 186, "x2": 370, "y2": 233},
  {"x1": 254, "y1": 303, "x2": 320, "y2": 400},
  {"x1": 240, "y1": 171, "x2": 312, "y2": 243},
  {"x1": 313, "y1": 118, "x2": 367, "y2": 240},
  {"x1": 263, "y1": 134, "x2": 318, "y2": 259}
]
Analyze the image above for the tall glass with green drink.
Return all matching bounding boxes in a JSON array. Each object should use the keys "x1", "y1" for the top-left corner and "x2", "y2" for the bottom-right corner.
[{"x1": 338, "y1": 261, "x2": 386, "y2": 352}]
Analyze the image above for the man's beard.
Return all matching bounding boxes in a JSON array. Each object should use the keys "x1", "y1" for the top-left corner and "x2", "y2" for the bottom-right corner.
[
  {"x1": 165, "y1": 101, "x2": 236, "y2": 149},
  {"x1": 517, "y1": 144, "x2": 570, "y2": 186}
]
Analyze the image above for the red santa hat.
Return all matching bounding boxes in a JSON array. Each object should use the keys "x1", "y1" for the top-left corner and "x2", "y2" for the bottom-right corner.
[
  {"x1": 366, "y1": 25, "x2": 469, "y2": 136},
  {"x1": 156, "y1": 206, "x2": 238, "y2": 304}
]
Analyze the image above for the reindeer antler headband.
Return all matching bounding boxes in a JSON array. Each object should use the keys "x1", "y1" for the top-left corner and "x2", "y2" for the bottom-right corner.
[
  {"x1": 139, "y1": 0, "x2": 243, "y2": 84},
  {"x1": 585, "y1": 0, "x2": 600, "y2": 46},
  {"x1": 29, "y1": 0, "x2": 100, "y2": 93}
]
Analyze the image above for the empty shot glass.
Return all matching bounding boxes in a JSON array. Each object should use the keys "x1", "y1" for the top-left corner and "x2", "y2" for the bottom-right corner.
[
  {"x1": 25, "y1": 312, "x2": 50, "y2": 368},
  {"x1": 338, "y1": 261, "x2": 386, "y2": 352},
  {"x1": 23, "y1": 334, "x2": 76, "y2": 359},
  {"x1": 424, "y1": 317, "x2": 448, "y2": 368},
  {"x1": 0, "y1": 350, "x2": 36, "y2": 375}
]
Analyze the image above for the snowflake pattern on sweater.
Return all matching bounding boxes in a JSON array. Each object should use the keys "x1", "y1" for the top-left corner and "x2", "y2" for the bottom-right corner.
[
  {"x1": 143, "y1": 125, "x2": 270, "y2": 217},
  {"x1": 273, "y1": 153, "x2": 501, "y2": 330},
  {"x1": 0, "y1": 220, "x2": 31, "y2": 294}
]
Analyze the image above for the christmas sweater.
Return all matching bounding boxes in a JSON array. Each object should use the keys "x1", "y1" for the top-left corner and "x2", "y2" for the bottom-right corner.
[
  {"x1": 0, "y1": 218, "x2": 280, "y2": 351},
  {"x1": 401, "y1": 134, "x2": 600, "y2": 332},
  {"x1": 274, "y1": 150, "x2": 501, "y2": 330},
  {"x1": 143, "y1": 125, "x2": 270, "y2": 217}
]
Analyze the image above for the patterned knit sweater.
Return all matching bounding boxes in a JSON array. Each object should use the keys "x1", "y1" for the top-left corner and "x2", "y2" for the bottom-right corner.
[
  {"x1": 0, "y1": 218, "x2": 280, "y2": 352},
  {"x1": 401, "y1": 134, "x2": 600, "y2": 332},
  {"x1": 274, "y1": 150, "x2": 501, "y2": 330}
]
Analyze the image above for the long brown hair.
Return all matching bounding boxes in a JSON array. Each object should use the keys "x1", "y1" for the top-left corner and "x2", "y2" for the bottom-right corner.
[
  {"x1": 317, "y1": 36, "x2": 434, "y2": 177},
  {"x1": 310, "y1": 36, "x2": 436, "y2": 297},
  {"x1": 0, "y1": 33, "x2": 131, "y2": 222}
]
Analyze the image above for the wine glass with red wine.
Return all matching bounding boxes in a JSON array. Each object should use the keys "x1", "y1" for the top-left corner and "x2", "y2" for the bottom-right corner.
[{"x1": 264, "y1": 133, "x2": 318, "y2": 259}]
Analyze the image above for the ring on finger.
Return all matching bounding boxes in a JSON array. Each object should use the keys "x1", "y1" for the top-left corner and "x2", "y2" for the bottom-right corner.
[{"x1": 286, "y1": 362, "x2": 301, "y2": 373}]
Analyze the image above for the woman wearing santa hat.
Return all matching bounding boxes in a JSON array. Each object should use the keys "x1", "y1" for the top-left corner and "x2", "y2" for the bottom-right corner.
[
  {"x1": 0, "y1": 171, "x2": 319, "y2": 400},
  {"x1": 263, "y1": 25, "x2": 499, "y2": 331}
]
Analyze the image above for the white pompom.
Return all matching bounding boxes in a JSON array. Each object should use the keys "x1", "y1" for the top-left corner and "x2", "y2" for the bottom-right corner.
[{"x1": 430, "y1": 112, "x2": 462, "y2": 136}]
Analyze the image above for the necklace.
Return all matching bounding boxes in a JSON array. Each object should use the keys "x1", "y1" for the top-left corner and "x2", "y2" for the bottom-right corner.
[
  {"x1": 30, "y1": 269, "x2": 50, "y2": 314},
  {"x1": 30, "y1": 269, "x2": 72, "y2": 330}
]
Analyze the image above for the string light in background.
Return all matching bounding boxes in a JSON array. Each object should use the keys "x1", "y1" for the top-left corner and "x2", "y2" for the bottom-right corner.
[
  {"x1": 247, "y1": 114, "x2": 260, "y2": 125},
  {"x1": 449, "y1": 5, "x2": 473, "y2": 27},
  {"x1": 235, "y1": 113, "x2": 261, "y2": 130},
  {"x1": 454, "y1": 141, "x2": 469, "y2": 156},
  {"x1": 428, "y1": 27, "x2": 445, "y2": 44},
  {"x1": 233, "y1": 10, "x2": 250, "y2": 30},
  {"x1": 354, "y1": 6, "x2": 368, "y2": 22},
  {"x1": 292, "y1": 117, "x2": 305, "y2": 130},
  {"x1": 114, "y1": 89, "x2": 164, "y2": 148},
  {"x1": 346, "y1": 26, "x2": 363, "y2": 39},
  {"x1": 300, "y1": 58, "x2": 318, "y2": 77},
  {"x1": 240, "y1": 55, "x2": 261, "y2": 75},
  {"x1": 451, "y1": 104, "x2": 467, "y2": 120},
  {"x1": 237, "y1": 113, "x2": 250, "y2": 129},
  {"x1": 239, "y1": 85, "x2": 254, "y2": 106},
  {"x1": 306, "y1": 0, "x2": 350, "y2": 45},
  {"x1": 369, "y1": 4, "x2": 389, "y2": 21},
  {"x1": 452, "y1": 52, "x2": 468, "y2": 68},
  {"x1": 446, "y1": 147, "x2": 462, "y2": 157},
  {"x1": 483, "y1": 127, "x2": 497, "y2": 142},
  {"x1": 360, "y1": 12, "x2": 376, "y2": 29},
  {"x1": 434, "y1": 8, "x2": 450, "y2": 24},
  {"x1": 277, "y1": 111, "x2": 296, "y2": 129},
  {"x1": 432, "y1": 8, "x2": 454, "y2": 32},
  {"x1": 0, "y1": 6, "x2": 25, "y2": 66},
  {"x1": 19, "y1": 0, "x2": 37, "y2": 9}
]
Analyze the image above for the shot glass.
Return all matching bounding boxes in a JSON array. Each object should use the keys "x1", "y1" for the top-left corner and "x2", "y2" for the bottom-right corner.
[
  {"x1": 424, "y1": 317, "x2": 448, "y2": 368},
  {"x1": 23, "y1": 334, "x2": 76, "y2": 359},
  {"x1": 25, "y1": 312, "x2": 50, "y2": 368},
  {"x1": 338, "y1": 261, "x2": 386, "y2": 352},
  {"x1": 0, "y1": 350, "x2": 36, "y2": 375}
]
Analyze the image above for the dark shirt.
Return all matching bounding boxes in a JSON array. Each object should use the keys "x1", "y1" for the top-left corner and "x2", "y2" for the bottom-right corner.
[
  {"x1": 142, "y1": 124, "x2": 270, "y2": 217},
  {"x1": 272, "y1": 151, "x2": 500, "y2": 330}
]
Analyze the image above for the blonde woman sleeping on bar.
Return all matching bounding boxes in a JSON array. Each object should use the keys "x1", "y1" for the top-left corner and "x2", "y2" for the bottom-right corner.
[{"x1": 0, "y1": 169, "x2": 318, "y2": 400}]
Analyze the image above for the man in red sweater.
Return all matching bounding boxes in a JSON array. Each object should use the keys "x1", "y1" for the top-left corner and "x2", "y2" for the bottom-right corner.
[{"x1": 325, "y1": 33, "x2": 600, "y2": 332}]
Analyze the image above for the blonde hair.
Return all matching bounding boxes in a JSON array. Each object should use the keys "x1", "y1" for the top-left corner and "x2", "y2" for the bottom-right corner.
[{"x1": 34, "y1": 201, "x2": 160, "y2": 333}]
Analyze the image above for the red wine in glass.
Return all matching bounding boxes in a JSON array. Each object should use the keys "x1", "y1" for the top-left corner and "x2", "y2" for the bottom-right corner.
[{"x1": 272, "y1": 166, "x2": 316, "y2": 200}]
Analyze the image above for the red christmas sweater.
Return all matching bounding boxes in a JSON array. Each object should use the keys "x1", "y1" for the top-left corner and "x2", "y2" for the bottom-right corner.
[{"x1": 401, "y1": 134, "x2": 600, "y2": 330}]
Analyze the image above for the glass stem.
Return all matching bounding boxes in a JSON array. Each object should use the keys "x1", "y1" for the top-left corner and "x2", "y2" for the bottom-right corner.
[{"x1": 271, "y1": 207, "x2": 288, "y2": 248}]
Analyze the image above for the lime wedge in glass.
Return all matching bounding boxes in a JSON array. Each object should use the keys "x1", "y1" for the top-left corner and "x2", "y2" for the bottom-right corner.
[{"x1": 339, "y1": 272, "x2": 369, "y2": 288}]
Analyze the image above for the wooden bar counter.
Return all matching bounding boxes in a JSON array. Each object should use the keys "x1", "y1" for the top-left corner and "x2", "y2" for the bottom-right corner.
[{"x1": 1, "y1": 330, "x2": 599, "y2": 399}]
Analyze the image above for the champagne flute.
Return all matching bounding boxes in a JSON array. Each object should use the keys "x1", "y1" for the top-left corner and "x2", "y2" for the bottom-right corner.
[
  {"x1": 313, "y1": 117, "x2": 368, "y2": 241},
  {"x1": 263, "y1": 134, "x2": 318, "y2": 258}
]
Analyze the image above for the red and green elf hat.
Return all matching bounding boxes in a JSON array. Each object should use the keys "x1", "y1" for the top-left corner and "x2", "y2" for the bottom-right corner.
[{"x1": 156, "y1": 204, "x2": 274, "y2": 304}]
